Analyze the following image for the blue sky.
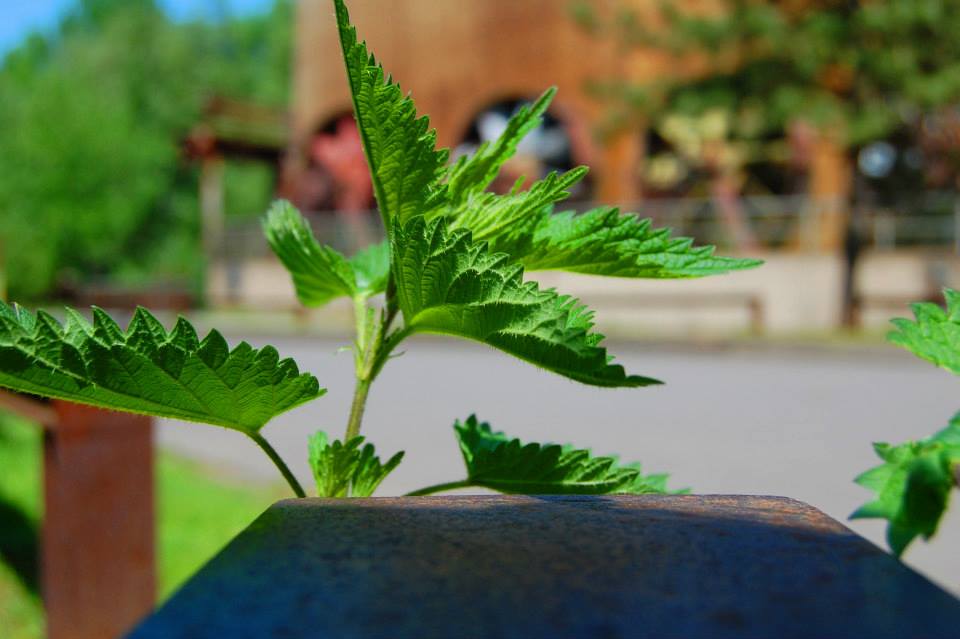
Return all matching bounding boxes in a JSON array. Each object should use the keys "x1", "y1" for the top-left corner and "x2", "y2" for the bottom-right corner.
[{"x1": 0, "y1": 0, "x2": 274, "y2": 55}]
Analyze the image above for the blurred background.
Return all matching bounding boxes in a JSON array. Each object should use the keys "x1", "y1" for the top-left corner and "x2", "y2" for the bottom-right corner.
[{"x1": 2, "y1": 0, "x2": 960, "y2": 635}]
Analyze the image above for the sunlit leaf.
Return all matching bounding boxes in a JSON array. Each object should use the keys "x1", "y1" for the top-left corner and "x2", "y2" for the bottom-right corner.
[
  {"x1": 455, "y1": 415, "x2": 680, "y2": 494},
  {"x1": 0, "y1": 303, "x2": 322, "y2": 433},
  {"x1": 392, "y1": 216, "x2": 659, "y2": 388},
  {"x1": 308, "y1": 430, "x2": 404, "y2": 497},
  {"x1": 263, "y1": 200, "x2": 358, "y2": 307},
  {"x1": 889, "y1": 288, "x2": 960, "y2": 375},
  {"x1": 852, "y1": 415, "x2": 960, "y2": 556},
  {"x1": 333, "y1": 0, "x2": 448, "y2": 232}
]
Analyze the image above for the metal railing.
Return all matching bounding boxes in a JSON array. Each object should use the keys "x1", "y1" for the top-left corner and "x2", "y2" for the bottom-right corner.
[
  {"x1": 219, "y1": 191, "x2": 960, "y2": 259},
  {"x1": 221, "y1": 211, "x2": 386, "y2": 261}
]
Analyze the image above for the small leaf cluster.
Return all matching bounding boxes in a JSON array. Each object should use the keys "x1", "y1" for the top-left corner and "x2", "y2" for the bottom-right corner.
[
  {"x1": 853, "y1": 417, "x2": 959, "y2": 557},
  {"x1": 309, "y1": 432, "x2": 403, "y2": 498},
  {"x1": 853, "y1": 289, "x2": 960, "y2": 556}
]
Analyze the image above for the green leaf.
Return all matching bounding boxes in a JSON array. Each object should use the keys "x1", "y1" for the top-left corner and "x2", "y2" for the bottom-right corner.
[
  {"x1": 333, "y1": 0, "x2": 448, "y2": 232},
  {"x1": 264, "y1": 201, "x2": 390, "y2": 306},
  {"x1": 263, "y1": 200, "x2": 358, "y2": 307},
  {"x1": 351, "y1": 440, "x2": 405, "y2": 498},
  {"x1": 510, "y1": 207, "x2": 764, "y2": 278},
  {"x1": 349, "y1": 240, "x2": 390, "y2": 294},
  {"x1": 869, "y1": 290, "x2": 960, "y2": 555},
  {"x1": 443, "y1": 168, "x2": 589, "y2": 245},
  {"x1": 308, "y1": 432, "x2": 356, "y2": 498},
  {"x1": 391, "y1": 216, "x2": 659, "y2": 388},
  {"x1": 888, "y1": 288, "x2": 960, "y2": 375},
  {"x1": 852, "y1": 415, "x2": 960, "y2": 557},
  {"x1": 442, "y1": 87, "x2": 557, "y2": 206},
  {"x1": 428, "y1": 86, "x2": 759, "y2": 280},
  {"x1": 332, "y1": 0, "x2": 758, "y2": 283},
  {"x1": 454, "y1": 415, "x2": 679, "y2": 494},
  {"x1": 934, "y1": 411, "x2": 960, "y2": 445},
  {"x1": 308, "y1": 430, "x2": 404, "y2": 498},
  {"x1": 0, "y1": 303, "x2": 323, "y2": 433}
]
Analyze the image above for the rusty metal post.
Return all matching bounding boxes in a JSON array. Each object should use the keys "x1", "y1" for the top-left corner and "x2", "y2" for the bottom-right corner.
[{"x1": 44, "y1": 401, "x2": 155, "y2": 639}]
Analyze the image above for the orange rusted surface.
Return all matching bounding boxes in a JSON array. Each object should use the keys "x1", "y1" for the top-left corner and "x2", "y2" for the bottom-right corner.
[{"x1": 45, "y1": 402, "x2": 155, "y2": 639}]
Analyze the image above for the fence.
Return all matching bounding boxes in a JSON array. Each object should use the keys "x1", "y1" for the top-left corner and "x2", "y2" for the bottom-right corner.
[{"x1": 219, "y1": 191, "x2": 960, "y2": 260}]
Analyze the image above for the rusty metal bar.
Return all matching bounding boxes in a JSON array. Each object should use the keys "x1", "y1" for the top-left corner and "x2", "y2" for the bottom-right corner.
[
  {"x1": 0, "y1": 389, "x2": 58, "y2": 428},
  {"x1": 131, "y1": 495, "x2": 960, "y2": 638},
  {"x1": 43, "y1": 401, "x2": 155, "y2": 639}
]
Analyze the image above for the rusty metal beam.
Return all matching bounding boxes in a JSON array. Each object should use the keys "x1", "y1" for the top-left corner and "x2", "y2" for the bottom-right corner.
[
  {"x1": 44, "y1": 401, "x2": 155, "y2": 639},
  {"x1": 131, "y1": 494, "x2": 960, "y2": 638},
  {"x1": 0, "y1": 389, "x2": 57, "y2": 428}
]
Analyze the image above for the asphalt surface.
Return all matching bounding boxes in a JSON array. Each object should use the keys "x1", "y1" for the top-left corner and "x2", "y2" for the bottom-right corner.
[{"x1": 157, "y1": 334, "x2": 960, "y2": 595}]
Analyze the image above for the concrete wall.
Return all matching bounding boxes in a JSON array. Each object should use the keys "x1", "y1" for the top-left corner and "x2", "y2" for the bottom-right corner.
[
  {"x1": 537, "y1": 252, "x2": 845, "y2": 337},
  {"x1": 208, "y1": 249, "x2": 960, "y2": 337},
  {"x1": 855, "y1": 250, "x2": 960, "y2": 329}
]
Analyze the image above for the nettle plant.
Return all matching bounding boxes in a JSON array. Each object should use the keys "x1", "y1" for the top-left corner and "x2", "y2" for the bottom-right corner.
[
  {"x1": 853, "y1": 289, "x2": 960, "y2": 556},
  {"x1": 0, "y1": 0, "x2": 759, "y2": 499}
]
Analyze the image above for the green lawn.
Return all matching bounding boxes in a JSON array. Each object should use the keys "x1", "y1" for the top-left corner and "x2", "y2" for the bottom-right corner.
[{"x1": 0, "y1": 412, "x2": 285, "y2": 638}]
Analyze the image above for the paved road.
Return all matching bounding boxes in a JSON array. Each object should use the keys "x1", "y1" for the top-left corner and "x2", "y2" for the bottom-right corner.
[{"x1": 157, "y1": 334, "x2": 960, "y2": 595}]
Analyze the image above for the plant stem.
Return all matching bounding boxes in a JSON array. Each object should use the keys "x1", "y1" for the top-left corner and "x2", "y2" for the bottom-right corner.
[
  {"x1": 249, "y1": 432, "x2": 306, "y2": 498},
  {"x1": 345, "y1": 292, "x2": 407, "y2": 441},
  {"x1": 344, "y1": 376, "x2": 371, "y2": 440},
  {"x1": 405, "y1": 480, "x2": 473, "y2": 496},
  {"x1": 367, "y1": 328, "x2": 408, "y2": 381},
  {"x1": 352, "y1": 296, "x2": 370, "y2": 366},
  {"x1": 345, "y1": 295, "x2": 377, "y2": 440}
]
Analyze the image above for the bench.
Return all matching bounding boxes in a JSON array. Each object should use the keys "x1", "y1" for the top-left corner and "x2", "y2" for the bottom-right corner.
[{"x1": 584, "y1": 291, "x2": 765, "y2": 335}]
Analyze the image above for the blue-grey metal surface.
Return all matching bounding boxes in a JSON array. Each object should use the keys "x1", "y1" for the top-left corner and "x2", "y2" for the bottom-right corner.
[{"x1": 131, "y1": 495, "x2": 960, "y2": 638}]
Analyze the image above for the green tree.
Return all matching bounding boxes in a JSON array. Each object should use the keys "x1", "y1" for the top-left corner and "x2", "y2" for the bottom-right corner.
[
  {"x1": 573, "y1": 0, "x2": 960, "y2": 228},
  {"x1": 577, "y1": 0, "x2": 960, "y2": 148},
  {"x1": 0, "y1": 0, "x2": 293, "y2": 301}
]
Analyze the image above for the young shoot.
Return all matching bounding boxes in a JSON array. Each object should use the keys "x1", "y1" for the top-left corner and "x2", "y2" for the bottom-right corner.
[{"x1": 0, "y1": 0, "x2": 760, "y2": 500}]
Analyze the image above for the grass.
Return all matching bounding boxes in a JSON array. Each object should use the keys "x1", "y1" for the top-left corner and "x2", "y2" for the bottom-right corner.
[{"x1": 0, "y1": 412, "x2": 285, "y2": 638}]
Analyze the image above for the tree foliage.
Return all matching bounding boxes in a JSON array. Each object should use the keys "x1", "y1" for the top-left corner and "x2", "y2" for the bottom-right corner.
[
  {"x1": 575, "y1": 1, "x2": 960, "y2": 147},
  {"x1": 0, "y1": 0, "x2": 293, "y2": 300}
]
